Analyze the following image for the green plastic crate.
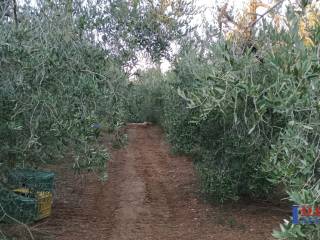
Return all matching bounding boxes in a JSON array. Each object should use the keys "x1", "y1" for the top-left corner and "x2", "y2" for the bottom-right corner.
[
  {"x1": 0, "y1": 187, "x2": 37, "y2": 224},
  {"x1": 7, "y1": 169, "x2": 55, "y2": 192}
]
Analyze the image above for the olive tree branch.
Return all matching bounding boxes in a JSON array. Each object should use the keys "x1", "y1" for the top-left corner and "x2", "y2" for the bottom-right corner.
[{"x1": 250, "y1": 0, "x2": 285, "y2": 28}]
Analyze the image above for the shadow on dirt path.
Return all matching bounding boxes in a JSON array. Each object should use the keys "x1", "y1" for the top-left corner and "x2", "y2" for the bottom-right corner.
[{"x1": 35, "y1": 124, "x2": 287, "y2": 240}]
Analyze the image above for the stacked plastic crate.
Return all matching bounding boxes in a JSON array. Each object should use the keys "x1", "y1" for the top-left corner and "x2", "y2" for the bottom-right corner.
[{"x1": 0, "y1": 169, "x2": 55, "y2": 223}]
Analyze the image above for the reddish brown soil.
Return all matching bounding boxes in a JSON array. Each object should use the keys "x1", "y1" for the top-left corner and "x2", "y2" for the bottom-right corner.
[{"x1": 6, "y1": 125, "x2": 288, "y2": 239}]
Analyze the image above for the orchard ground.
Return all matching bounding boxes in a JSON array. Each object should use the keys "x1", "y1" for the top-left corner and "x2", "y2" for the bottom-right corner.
[{"x1": 3, "y1": 124, "x2": 289, "y2": 240}]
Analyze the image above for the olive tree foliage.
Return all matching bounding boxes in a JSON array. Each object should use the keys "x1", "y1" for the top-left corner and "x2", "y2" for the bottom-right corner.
[
  {"x1": 127, "y1": 68, "x2": 165, "y2": 123},
  {"x1": 74, "y1": 0, "x2": 196, "y2": 69},
  {"x1": 0, "y1": 0, "x2": 129, "y2": 178},
  {"x1": 170, "y1": 3, "x2": 320, "y2": 240},
  {"x1": 0, "y1": 0, "x2": 196, "y2": 177}
]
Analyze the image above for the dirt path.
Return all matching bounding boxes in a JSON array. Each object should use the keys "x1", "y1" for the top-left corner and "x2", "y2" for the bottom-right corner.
[{"x1": 35, "y1": 125, "x2": 286, "y2": 240}]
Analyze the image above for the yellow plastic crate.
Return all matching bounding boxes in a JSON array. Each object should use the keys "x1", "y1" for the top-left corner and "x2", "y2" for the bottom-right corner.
[
  {"x1": 36, "y1": 191, "x2": 52, "y2": 220},
  {"x1": 13, "y1": 188, "x2": 53, "y2": 220}
]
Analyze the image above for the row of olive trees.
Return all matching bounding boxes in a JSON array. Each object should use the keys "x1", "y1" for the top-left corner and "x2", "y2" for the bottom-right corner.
[
  {"x1": 0, "y1": 0, "x2": 194, "y2": 176},
  {"x1": 173, "y1": 4, "x2": 320, "y2": 239},
  {"x1": 0, "y1": 1, "x2": 126, "y2": 179},
  {"x1": 128, "y1": 2, "x2": 320, "y2": 239}
]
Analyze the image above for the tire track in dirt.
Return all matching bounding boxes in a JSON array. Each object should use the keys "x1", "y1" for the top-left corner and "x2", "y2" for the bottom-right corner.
[
  {"x1": 108, "y1": 128, "x2": 147, "y2": 240},
  {"x1": 36, "y1": 124, "x2": 286, "y2": 240}
]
